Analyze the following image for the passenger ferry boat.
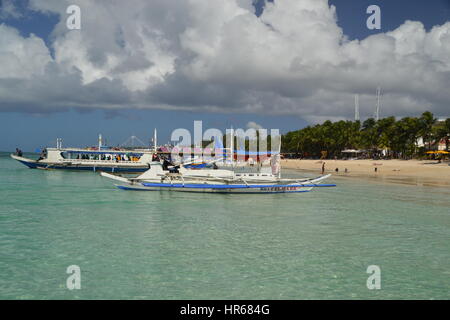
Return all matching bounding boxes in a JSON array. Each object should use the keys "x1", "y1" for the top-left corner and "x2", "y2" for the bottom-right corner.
[
  {"x1": 11, "y1": 148, "x2": 154, "y2": 172},
  {"x1": 11, "y1": 135, "x2": 155, "y2": 173}
]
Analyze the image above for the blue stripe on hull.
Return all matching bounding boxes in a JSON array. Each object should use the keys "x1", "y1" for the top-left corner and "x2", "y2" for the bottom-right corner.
[
  {"x1": 16, "y1": 160, "x2": 147, "y2": 172},
  {"x1": 116, "y1": 185, "x2": 311, "y2": 194},
  {"x1": 184, "y1": 163, "x2": 208, "y2": 169},
  {"x1": 17, "y1": 160, "x2": 38, "y2": 168},
  {"x1": 141, "y1": 182, "x2": 331, "y2": 189},
  {"x1": 117, "y1": 185, "x2": 151, "y2": 191}
]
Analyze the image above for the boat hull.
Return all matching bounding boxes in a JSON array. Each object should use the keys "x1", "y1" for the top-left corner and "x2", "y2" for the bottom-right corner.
[
  {"x1": 11, "y1": 154, "x2": 149, "y2": 173},
  {"x1": 117, "y1": 184, "x2": 313, "y2": 193},
  {"x1": 112, "y1": 180, "x2": 333, "y2": 194},
  {"x1": 100, "y1": 168, "x2": 335, "y2": 194}
]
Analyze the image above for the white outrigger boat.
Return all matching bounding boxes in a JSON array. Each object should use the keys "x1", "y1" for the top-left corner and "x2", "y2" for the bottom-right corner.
[{"x1": 100, "y1": 160, "x2": 336, "y2": 194}]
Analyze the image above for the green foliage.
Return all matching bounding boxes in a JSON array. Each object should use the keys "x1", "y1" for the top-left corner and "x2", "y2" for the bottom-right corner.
[{"x1": 281, "y1": 112, "x2": 450, "y2": 159}]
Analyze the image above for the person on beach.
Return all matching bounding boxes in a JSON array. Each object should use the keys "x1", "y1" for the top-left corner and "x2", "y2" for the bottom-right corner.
[{"x1": 321, "y1": 162, "x2": 325, "y2": 174}]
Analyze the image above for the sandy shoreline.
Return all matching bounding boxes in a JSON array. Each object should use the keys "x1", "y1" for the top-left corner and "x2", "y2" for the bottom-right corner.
[{"x1": 282, "y1": 159, "x2": 450, "y2": 187}]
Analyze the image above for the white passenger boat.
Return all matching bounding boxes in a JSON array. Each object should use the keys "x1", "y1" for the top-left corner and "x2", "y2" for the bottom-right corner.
[
  {"x1": 100, "y1": 161, "x2": 335, "y2": 194},
  {"x1": 11, "y1": 135, "x2": 155, "y2": 173},
  {"x1": 11, "y1": 148, "x2": 155, "y2": 173}
]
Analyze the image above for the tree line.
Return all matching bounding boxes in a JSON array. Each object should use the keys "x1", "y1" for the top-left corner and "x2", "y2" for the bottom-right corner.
[{"x1": 282, "y1": 112, "x2": 450, "y2": 159}]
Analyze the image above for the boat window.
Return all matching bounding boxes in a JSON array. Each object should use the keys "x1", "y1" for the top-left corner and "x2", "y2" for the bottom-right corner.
[{"x1": 60, "y1": 152, "x2": 68, "y2": 159}]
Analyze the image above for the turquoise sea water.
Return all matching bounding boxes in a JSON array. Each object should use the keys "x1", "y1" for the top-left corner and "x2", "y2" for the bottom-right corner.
[{"x1": 1, "y1": 152, "x2": 449, "y2": 299}]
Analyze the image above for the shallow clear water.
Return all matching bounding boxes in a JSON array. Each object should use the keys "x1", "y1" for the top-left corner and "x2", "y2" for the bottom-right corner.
[{"x1": 1, "y1": 152, "x2": 449, "y2": 299}]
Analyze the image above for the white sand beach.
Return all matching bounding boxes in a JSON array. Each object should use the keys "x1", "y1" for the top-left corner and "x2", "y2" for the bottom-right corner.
[{"x1": 282, "y1": 159, "x2": 450, "y2": 187}]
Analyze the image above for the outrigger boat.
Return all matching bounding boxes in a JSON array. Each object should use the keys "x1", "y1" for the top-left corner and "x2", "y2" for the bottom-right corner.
[{"x1": 100, "y1": 161, "x2": 336, "y2": 194}]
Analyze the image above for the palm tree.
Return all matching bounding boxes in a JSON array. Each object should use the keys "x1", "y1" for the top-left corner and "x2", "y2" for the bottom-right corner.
[
  {"x1": 419, "y1": 111, "x2": 435, "y2": 150},
  {"x1": 281, "y1": 111, "x2": 440, "y2": 160},
  {"x1": 376, "y1": 116, "x2": 396, "y2": 157},
  {"x1": 361, "y1": 118, "x2": 378, "y2": 156}
]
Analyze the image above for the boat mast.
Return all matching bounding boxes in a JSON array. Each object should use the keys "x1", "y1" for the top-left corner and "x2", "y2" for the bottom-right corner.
[
  {"x1": 230, "y1": 126, "x2": 234, "y2": 167},
  {"x1": 278, "y1": 135, "x2": 282, "y2": 178},
  {"x1": 98, "y1": 134, "x2": 103, "y2": 150},
  {"x1": 153, "y1": 128, "x2": 157, "y2": 152}
]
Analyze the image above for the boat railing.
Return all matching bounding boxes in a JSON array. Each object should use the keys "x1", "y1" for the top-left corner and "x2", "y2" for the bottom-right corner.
[{"x1": 60, "y1": 159, "x2": 143, "y2": 164}]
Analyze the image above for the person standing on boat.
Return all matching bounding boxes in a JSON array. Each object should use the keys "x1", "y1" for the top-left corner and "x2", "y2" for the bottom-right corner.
[
  {"x1": 15, "y1": 148, "x2": 23, "y2": 157},
  {"x1": 162, "y1": 157, "x2": 172, "y2": 171},
  {"x1": 38, "y1": 148, "x2": 47, "y2": 161}
]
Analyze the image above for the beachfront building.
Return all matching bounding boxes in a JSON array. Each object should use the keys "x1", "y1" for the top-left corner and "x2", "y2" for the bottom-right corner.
[
  {"x1": 436, "y1": 118, "x2": 450, "y2": 151},
  {"x1": 415, "y1": 118, "x2": 449, "y2": 152}
]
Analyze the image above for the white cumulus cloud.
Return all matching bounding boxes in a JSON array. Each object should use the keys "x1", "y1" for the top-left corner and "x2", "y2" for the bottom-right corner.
[{"x1": 0, "y1": 0, "x2": 448, "y2": 121}]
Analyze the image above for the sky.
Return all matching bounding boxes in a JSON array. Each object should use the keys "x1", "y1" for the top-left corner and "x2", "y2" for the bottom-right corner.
[{"x1": 0, "y1": 0, "x2": 449, "y2": 151}]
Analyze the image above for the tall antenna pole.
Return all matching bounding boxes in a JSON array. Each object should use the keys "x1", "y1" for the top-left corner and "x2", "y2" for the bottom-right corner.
[
  {"x1": 375, "y1": 87, "x2": 381, "y2": 121},
  {"x1": 354, "y1": 94, "x2": 360, "y2": 121}
]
